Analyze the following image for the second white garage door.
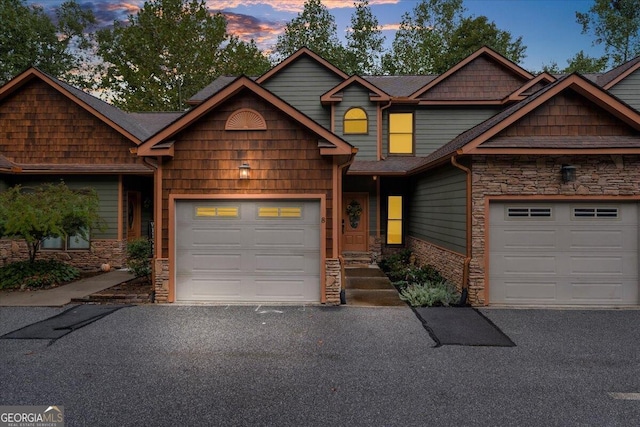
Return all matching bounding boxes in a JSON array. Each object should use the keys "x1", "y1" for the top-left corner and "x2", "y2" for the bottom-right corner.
[
  {"x1": 489, "y1": 202, "x2": 638, "y2": 306},
  {"x1": 175, "y1": 200, "x2": 321, "y2": 303}
]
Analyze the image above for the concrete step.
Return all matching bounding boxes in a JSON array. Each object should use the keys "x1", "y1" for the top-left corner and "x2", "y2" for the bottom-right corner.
[
  {"x1": 345, "y1": 289, "x2": 405, "y2": 307},
  {"x1": 346, "y1": 277, "x2": 394, "y2": 290}
]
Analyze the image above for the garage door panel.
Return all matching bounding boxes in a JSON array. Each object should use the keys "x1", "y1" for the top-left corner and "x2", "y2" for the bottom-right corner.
[
  {"x1": 255, "y1": 253, "x2": 307, "y2": 273},
  {"x1": 500, "y1": 229, "x2": 557, "y2": 249},
  {"x1": 569, "y1": 230, "x2": 626, "y2": 250},
  {"x1": 570, "y1": 256, "x2": 624, "y2": 274},
  {"x1": 191, "y1": 228, "x2": 243, "y2": 247},
  {"x1": 254, "y1": 279, "x2": 314, "y2": 300},
  {"x1": 503, "y1": 282, "x2": 558, "y2": 301},
  {"x1": 176, "y1": 277, "x2": 242, "y2": 300},
  {"x1": 495, "y1": 255, "x2": 557, "y2": 274},
  {"x1": 490, "y1": 202, "x2": 638, "y2": 306},
  {"x1": 191, "y1": 253, "x2": 243, "y2": 272},
  {"x1": 254, "y1": 227, "x2": 318, "y2": 248},
  {"x1": 569, "y1": 282, "x2": 625, "y2": 302}
]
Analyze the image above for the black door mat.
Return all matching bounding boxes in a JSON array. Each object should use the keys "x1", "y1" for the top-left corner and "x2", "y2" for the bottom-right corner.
[
  {"x1": 413, "y1": 307, "x2": 515, "y2": 347},
  {"x1": 1, "y1": 305, "x2": 129, "y2": 341}
]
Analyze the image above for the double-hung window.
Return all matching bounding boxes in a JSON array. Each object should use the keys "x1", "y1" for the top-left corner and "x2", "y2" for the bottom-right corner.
[{"x1": 389, "y1": 112, "x2": 413, "y2": 154}]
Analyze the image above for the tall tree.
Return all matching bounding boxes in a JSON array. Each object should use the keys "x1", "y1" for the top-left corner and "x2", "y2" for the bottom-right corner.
[
  {"x1": 273, "y1": 0, "x2": 345, "y2": 67},
  {"x1": 0, "y1": 0, "x2": 95, "y2": 85},
  {"x1": 96, "y1": 0, "x2": 270, "y2": 112},
  {"x1": 381, "y1": 0, "x2": 526, "y2": 75},
  {"x1": 344, "y1": 0, "x2": 385, "y2": 75},
  {"x1": 541, "y1": 50, "x2": 609, "y2": 74},
  {"x1": 576, "y1": 0, "x2": 640, "y2": 66}
]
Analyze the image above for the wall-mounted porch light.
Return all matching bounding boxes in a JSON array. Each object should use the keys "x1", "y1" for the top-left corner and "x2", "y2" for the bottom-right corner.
[
  {"x1": 239, "y1": 163, "x2": 251, "y2": 180},
  {"x1": 561, "y1": 164, "x2": 576, "y2": 183}
]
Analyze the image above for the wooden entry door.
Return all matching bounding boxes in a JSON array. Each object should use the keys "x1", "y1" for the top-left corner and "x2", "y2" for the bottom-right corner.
[
  {"x1": 127, "y1": 191, "x2": 141, "y2": 242},
  {"x1": 342, "y1": 193, "x2": 368, "y2": 252}
]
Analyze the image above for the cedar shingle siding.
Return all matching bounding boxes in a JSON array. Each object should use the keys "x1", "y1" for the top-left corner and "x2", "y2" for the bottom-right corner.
[
  {"x1": 160, "y1": 93, "x2": 334, "y2": 258},
  {"x1": 0, "y1": 80, "x2": 139, "y2": 165}
]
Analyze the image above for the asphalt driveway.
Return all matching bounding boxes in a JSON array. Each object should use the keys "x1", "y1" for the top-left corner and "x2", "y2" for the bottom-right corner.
[{"x1": 0, "y1": 305, "x2": 639, "y2": 426}]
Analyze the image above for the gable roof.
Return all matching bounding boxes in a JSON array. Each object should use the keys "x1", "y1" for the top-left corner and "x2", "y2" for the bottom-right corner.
[
  {"x1": 138, "y1": 76, "x2": 356, "y2": 157},
  {"x1": 0, "y1": 68, "x2": 152, "y2": 144},
  {"x1": 363, "y1": 75, "x2": 437, "y2": 97},
  {"x1": 409, "y1": 73, "x2": 640, "y2": 174},
  {"x1": 321, "y1": 76, "x2": 391, "y2": 104},
  {"x1": 256, "y1": 47, "x2": 349, "y2": 84},
  {"x1": 408, "y1": 46, "x2": 535, "y2": 103},
  {"x1": 598, "y1": 55, "x2": 640, "y2": 89},
  {"x1": 186, "y1": 76, "x2": 243, "y2": 105},
  {"x1": 502, "y1": 72, "x2": 556, "y2": 102}
]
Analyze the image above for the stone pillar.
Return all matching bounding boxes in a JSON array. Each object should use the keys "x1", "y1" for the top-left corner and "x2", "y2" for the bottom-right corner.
[
  {"x1": 324, "y1": 258, "x2": 342, "y2": 305},
  {"x1": 153, "y1": 258, "x2": 170, "y2": 303}
]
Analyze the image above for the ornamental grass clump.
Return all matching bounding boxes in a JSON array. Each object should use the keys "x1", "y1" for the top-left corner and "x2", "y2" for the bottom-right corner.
[{"x1": 399, "y1": 280, "x2": 460, "y2": 307}]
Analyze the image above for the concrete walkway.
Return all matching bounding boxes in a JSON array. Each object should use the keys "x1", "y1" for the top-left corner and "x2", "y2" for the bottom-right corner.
[{"x1": 0, "y1": 270, "x2": 133, "y2": 307}]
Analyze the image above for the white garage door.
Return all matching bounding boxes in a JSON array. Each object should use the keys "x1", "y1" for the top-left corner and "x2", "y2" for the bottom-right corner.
[
  {"x1": 175, "y1": 200, "x2": 320, "y2": 303},
  {"x1": 489, "y1": 202, "x2": 638, "y2": 306}
]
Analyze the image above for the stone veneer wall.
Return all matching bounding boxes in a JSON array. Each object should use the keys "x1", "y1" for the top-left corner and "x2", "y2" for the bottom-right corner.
[
  {"x1": 153, "y1": 258, "x2": 170, "y2": 303},
  {"x1": 0, "y1": 238, "x2": 125, "y2": 271},
  {"x1": 152, "y1": 257, "x2": 342, "y2": 305},
  {"x1": 406, "y1": 236, "x2": 466, "y2": 292},
  {"x1": 325, "y1": 258, "x2": 342, "y2": 305},
  {"x1": 470, "y1": 154, "x2": 640, "y2": 305}
]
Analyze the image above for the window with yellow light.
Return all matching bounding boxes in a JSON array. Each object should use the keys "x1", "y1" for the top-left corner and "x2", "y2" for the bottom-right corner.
[
  {"x1": 387, "y1": 195, "x2": 403, "y2": 244},
  {"x1": 389, "y1": 112, "x2": 413, "y2": 154},
  {"x1": 344, "y1": 107, "x2": 368, "y2": 134}
]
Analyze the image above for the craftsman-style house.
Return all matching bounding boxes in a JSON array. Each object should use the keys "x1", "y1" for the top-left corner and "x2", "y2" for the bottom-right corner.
[{"x1": 2, "y1": 46, "x2": 640, "y2": 307}]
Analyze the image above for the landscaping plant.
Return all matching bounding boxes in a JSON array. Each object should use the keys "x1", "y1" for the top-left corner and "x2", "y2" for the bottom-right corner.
[
  {"x1": 126, "y1": 238, "x2": 152, "y2": 281},
  {"x1": 379, "y1": 250, "x2": 460, "y2": 307},
  {"x1": 399, "y1": 280, "x2": 460, "y2": 307},
  {"x1": 0, "y1": 259, "x2": 80, "y2": 290}
]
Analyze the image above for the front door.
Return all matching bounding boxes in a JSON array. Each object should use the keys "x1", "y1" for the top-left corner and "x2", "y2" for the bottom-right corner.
[
  {"x1": 342, "y1": 193, "x2": 368, "y2": 252},
  {"x1": 127, "y1": 191, "x2": 141, "y2": 242}
]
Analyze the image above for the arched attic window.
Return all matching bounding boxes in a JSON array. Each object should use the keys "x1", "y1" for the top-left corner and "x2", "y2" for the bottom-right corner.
[
  {"x1": 225, "y1": 108, "x2": 267, "y2": 130},
  {"x1": 343, "y1": 107, "x2": 368, "y2": 134}
]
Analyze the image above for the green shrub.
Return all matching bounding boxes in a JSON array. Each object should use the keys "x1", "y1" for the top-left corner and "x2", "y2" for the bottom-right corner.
[
  {"x1": 399, "y1": 280, "x2": 459, "y2": 307},
  {"x1": 126, "y1": 238, "x2": 152, "y2": 280},
  {"x1": 0, "y1": 260, "x2": 80, "y2": 290},
  {"x1": 378, "y1": 249, "x2": 413, "y2": 274}
]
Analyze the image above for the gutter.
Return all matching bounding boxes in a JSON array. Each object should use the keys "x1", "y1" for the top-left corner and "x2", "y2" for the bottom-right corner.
[{"x1": 450, "y1": 155, "x2": 471, "y2": 305}]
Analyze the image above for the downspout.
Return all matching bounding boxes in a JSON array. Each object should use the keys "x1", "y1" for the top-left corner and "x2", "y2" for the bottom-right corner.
[
  {"x1": 450, "y1": 155, "x2": 471, "y2": 306},
  {"x1": 378, "y1": 101, "x2": 393, "y2": 161}
]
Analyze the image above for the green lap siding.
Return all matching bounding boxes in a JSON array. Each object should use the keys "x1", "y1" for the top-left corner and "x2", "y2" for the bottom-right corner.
[
  {"x1": 609, "y1": 70, "x2": 640, "y2": 111},
  {"x1": 408, "y1": 166, "x2": 466, "y2": 254},
  {"x1": 383, "y1": 108, "x2": 499, "y2": 156},
  {"x1": 335, "y1": 85, "x2": 378, "y2": 160},
  {"x1": 262, "y1": 56, "x2": 342, "y2": 129}
]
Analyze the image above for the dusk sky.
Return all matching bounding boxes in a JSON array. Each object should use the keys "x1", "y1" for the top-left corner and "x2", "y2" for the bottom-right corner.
[{"x1": 29, "y1": 0, "x2": 607, "y2": 73}]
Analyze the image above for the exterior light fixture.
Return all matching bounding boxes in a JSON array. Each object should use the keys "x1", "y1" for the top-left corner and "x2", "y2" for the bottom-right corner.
[
  {"x1": 239, "y1": 163, "x2": 250, "y2": 179},
  {"x1": 561, "y1": 164, "x2": 576, "y2": 183}
]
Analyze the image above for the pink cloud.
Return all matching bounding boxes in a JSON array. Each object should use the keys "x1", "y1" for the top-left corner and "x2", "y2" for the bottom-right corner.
[{"x1": 207, "y1": 0, "x2": 399, "y2": 13}]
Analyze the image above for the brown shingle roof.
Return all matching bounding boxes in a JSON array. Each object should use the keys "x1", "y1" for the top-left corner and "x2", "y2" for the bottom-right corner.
[
  {"x1": 187, "y1": 76, "x2": 244, "y2": 104},
  {"x1": 598, "y1": 56, "x2": 640, "y2": 88},
  {"x1": 348, "y1": 157, "x2": 428, "y2": 175},
  {"x1": 363, "y1": 76, "x2": 437, "y2": 97}
]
